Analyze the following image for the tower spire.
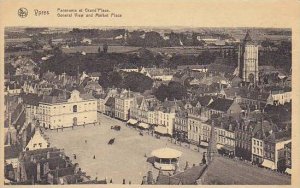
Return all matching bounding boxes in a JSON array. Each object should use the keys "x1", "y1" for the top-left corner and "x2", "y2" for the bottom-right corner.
[{"x1": 207, "y1": 119, "x2": 218, "y2": 164}]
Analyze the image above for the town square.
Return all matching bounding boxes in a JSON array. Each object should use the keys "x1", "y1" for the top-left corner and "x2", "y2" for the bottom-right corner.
[{"x1": 4, "y1": 26, "x2": 292, "y2": 185}]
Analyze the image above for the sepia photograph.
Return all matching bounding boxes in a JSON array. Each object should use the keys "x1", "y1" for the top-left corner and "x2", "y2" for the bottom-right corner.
[
  {"x1": 3, "y1": 26, "x2": 292, "y2": 185},
  {"x1": 1, "y1": 0, "x2": 299, "y2": 187}
]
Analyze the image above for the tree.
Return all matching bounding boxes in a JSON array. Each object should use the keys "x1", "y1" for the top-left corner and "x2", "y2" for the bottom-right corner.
[
  {"x1": 123, "y1": 72, "x2": 153, "y2": 93},
  {"x1": 154, "y1": 84, "x2": 169, "y2": 101},
  {"x1": 154, "y1": 81, "x2": 188, "y2": 102},
  {"x1": 109, "y1": 71, "x2": 123, "y2": 88},
  {"x1": 168, "y1": 81, "x2": 188, "y2": 100}
]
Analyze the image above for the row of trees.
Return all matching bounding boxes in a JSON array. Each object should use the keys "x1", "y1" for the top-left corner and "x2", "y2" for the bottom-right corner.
[
  {"x1": 154, "y1": 81, "x2": 188, "y2": 102},
  {"x1": 259, "y1": 40, "x2": 291, "y2": 72},
  {"x1": 127, "y1": 31, "x2": 233, "y2": 47},
  {"x1": 167, "y1": 50, "x2": 219, "y2": 68},
  {"x1": 98, "y1": 71, "x2": 153, "y2": 93}
]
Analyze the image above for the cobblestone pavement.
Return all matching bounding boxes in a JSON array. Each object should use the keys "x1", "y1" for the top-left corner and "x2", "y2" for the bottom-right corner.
[{"x1": 45, "y1": 113, "x2": 205, "y2": 184}]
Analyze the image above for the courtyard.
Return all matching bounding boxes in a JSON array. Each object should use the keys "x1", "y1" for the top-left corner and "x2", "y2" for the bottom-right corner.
[{"x1": 44, "y1": 113, "x2": 205, "y2": 184}]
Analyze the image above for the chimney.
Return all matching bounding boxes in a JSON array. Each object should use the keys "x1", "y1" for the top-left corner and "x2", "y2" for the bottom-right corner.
[
  {"x1": 260, "y1": 118, "x2": 265, "y2": 137},
  {"x1": 147, "y1": 171, "x2": 154, "y2": 184},
  {"x1": 30, "y1": 155, "x2": 35, "y2": 162},
  {"x1": 31, "y1": 175, "x2": 35, "y2": 185},
  {"x1": 7, "y1": 128, "x2": 11, "y2": 146},
  {"x1": 269, "y1": 129, "x2": 273, "y2": 135},
  {"x1": 36, "y1": 162, "x2": 41, "y2": 182},
  {"x1": 142, "y1": 176, "x2": 147, "y2": 185},
  {"x1": 184, "y1": 161, "x2": 190, "y2": 170}
]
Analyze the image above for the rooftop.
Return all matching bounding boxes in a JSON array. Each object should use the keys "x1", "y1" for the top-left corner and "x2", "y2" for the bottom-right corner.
[
  {"x1": 151, "y1": 147, "x2": 182, "y2": 159},
  {"x1": 207, "y1": 98, "x2": 234, "y2": 112}
]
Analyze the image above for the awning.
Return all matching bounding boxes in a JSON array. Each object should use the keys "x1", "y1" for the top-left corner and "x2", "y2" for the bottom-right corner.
[
  {"x1": 285, "y1": 168, "x2": 291, "y2": 175},
  {"x1": 221, "y1": 145, "x2": 235, "y2": 152},
  {"x1": 216, "y1": 144, "x2": 223, "y2": 149},
  {"x1": 138, "y1": 122, "x2": 149, "y2": 129},
  {"x1": 199, "y1": 142, "x2": 209, "y2": 147},
  {"x1": 154, "y1": 125, "x2": 169, "y2": 135},
  {"x1": 127, "y1": 119, "x2": 138, "y2": 125},
  {"x1": 261, "y1": 159, "x2": 276, "y2": 170}
]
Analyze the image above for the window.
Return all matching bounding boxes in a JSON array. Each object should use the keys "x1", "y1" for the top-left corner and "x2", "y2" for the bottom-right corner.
[{"x1": 73, "y1": 105, "x2": 77, "y2": 112}]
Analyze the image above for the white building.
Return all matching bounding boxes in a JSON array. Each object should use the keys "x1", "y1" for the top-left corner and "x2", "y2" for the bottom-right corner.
[
  {"x1": 154, "y1": 101, "x2": 177, "y2": 136},
  {"x1": 267, "y1": 90, "x2": 292, "y2": 105},
  {"x1": 24, "y1": 127, "x2": 49, "y2": 151},
  {"x1": 38, "y1": 90, "x2": 98, "y2": 129},
  {"x1": 114, "y1": 90, "x2": 136, "y2": 121},
  {"x1": 81, "y1": 38, "x2": 92, "y2": 45}
]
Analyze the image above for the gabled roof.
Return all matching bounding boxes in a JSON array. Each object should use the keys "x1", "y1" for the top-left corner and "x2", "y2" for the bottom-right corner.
[
  {"x1": 156, "y1": 165, "x2": 207, "y2": 185},
  {"x1": 207, "y1": 98, "x2": 234, "y2": 112},
  {"x1": 264, "y1": 130, "x2": 291, "y2": 143},
  {"x1": 243, "y1": 30, "x2": 253, "y2": 44},
  {"x1": 105, "y1": 97, "x2": 115, "y2": 106},
  {"x1": 21, "y1": 93, "x2": 42, "y2": 106},
  {"x1": 8, "y1": 82, "x2": 22, "y2": 89},
  {"x1": 285, "y1": 142, "x2": 291, "y2": 149},
  {"x1": 136, "y1": 96, "x2": 144, "y2": 106},
  {"x1": 173, "y1": 165, "x2": 207, "y2": 184},
  {"x1": 88, "y1": 72, "x2": 102, "y2": 77},
  {"x1": 93, "y1": 93, "x2": 107, "y2": 99},
  {"x1": 156, "y1": 174, "x2": 181, "y2": 185},
  {"x1": 5, "y1": 145, "x2": 22, "y2": 159},
  {"x1": 196, "y1": 95, "x2": 214, "y2": 107},
  {"x1": 48, "y1": 166, "x2": 75, "y2": 177}
]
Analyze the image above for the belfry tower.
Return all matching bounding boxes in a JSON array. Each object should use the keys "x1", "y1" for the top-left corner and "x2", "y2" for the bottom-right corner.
[
  {"x1": 238, "y1": 30, "x2": 259, "y2": 84},
  {"x1": 207, "y1": 119, "x2": 218, "y2": 164}
]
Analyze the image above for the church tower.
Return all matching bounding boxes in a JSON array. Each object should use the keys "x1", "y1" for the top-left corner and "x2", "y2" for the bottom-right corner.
[
  {"x1": 238, "y1": 31, "x2": 259, "y2": 84},
  {"x1": 207, "y1": 119, "x2": 218, "y2": 164}
]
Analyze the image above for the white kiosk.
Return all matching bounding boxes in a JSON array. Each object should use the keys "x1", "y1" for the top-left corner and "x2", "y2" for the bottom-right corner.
[{"x1": 151, "y1": 147, "x2": 182, "y2": 171}]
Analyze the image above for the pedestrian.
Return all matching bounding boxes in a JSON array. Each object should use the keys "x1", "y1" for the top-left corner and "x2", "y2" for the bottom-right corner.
[{"x1": 93, "y1": 155, "x2": 96, "y2": 159}]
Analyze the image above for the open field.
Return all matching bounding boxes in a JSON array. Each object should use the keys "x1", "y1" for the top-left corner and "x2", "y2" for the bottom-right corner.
[
  {"x1": 62, "y1": 45, "x2": 235, "y2": 55},
  {"x1": 62, "y1": 45, "x2": 141, "y2": 54},
  {"x1": 45, "y1": 113, "x2": 204, "y2": 184}
]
